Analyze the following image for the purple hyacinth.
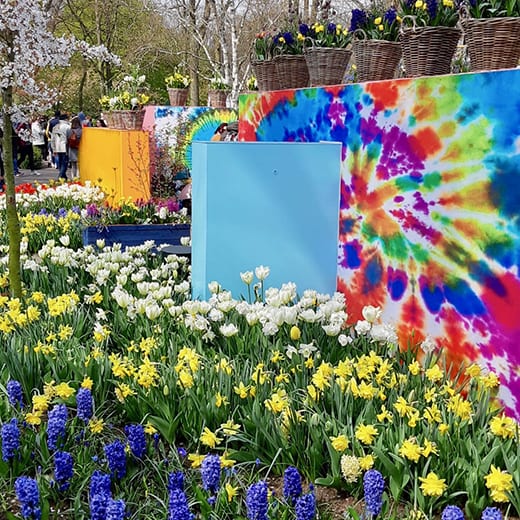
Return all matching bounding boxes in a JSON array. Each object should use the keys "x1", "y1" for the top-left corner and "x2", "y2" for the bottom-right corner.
[
  {"x1": 246, "y1": 480, "x2": 268, "y2": 520},
  {"x1": 283, "y1": 466, "x2": 302, "y2": 505},
  {"x1": 384, "y1": 7, "x2": 397, "y2": 24},
  {"x1": 168, "y1": 471, "x2": 185, "y2": 492},
  {"x1": 295, "y1": 492, "x2": 316, "y2": 520},
  {"x1": 7, "y1": 380, "x2": 24, "y2": 408},
  {"x1": 89, "y1": 471, "x2": 112, "y2": 520},
  {"x1": 299, "y1": 23, "x2": 310, "y2": 35},
  {"x1": 426, "y1": 0, "x2": 438, "y2": 18},
  {"x1": 327, "y1": 22, "x2": 336, "y2": 34},
  {"x1": 482, "y1": 507, "x2": 502, "y2": 520},
  {"x1": 76, "y1": 387, "x2": 93, "y2": 423},
  {"x1": 106, "y1": 498, "x2": 126, "y2": 520},
  {"x1": 168, "y1": 488, "x2": 194, "y2": 520},
  {"x1": 1, "y1": 418, "x2": 20, "y2": 462},
  {"x1": 349, "y1": 9, "x2": 368, "y2": 32},
  {"x1": 15, "y1": 477, "x2": 41, "y2": 520},
  {"x1": 201, "y1": 454, "x2": 221, "y2": 493},
  {"x1": 104, "y1": 440, "x2": 127, "y2": 479},
  {"x1": 441, "y1": 505, "x2": 465, "y2": 520},
  {"x1": 125, "y1": 423, "x2": 146, "y2": 458},
  {"x1": 363, "y1": 469, "x2": 385, "y2": 517},
  {"x1": 46, "y1": 404, "x2": 68, "y2": 451},
  {"x1": 54, "y1": 451, "x2": 74, "y2": 491}
]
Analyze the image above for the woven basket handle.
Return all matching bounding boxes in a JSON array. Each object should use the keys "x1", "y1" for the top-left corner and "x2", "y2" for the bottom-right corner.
[
  {"x1": 458, "y1": 2, "x2": 471, "y2": 20},
  {"x1": 399, "y1": 15, "x2": 425, "y2": 34},
  {"x1": 353, "y1": 28, "x2": 368, "y2": 41}
]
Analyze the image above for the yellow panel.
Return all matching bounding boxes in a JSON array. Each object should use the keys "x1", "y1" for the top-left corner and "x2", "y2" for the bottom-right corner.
[{"x1": 79, "y1": 128, "x2": 150, "y2": 204}]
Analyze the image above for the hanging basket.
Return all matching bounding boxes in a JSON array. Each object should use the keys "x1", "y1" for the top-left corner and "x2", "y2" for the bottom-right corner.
[
  {"x1": 400, "y1": 18, "x2": 462, "y2": 77},
  {"x1": 304, "y1": 47, "x2": 352, "y2": 86},
  {"x1": 461, "y1": 17, "x2": 520, "y2": 71},
  {"x1": 353, "y1": 34, "x2": 402, "y2": 82},
  {"x1": 251, "y1": 59, "x2": 280, "y2": 91},
  {"x1": 273, "y1": 54, "x2": 309, "y2": 90},
  {"x1": 208, "y1": 90, "x2": 229, "y2": 108},
  {"x1": 104, "y1": 110, "x2": 146, "y2": 130},
  {"x1": 167, "y1": 88, "x2": 189, "y2": 106}
]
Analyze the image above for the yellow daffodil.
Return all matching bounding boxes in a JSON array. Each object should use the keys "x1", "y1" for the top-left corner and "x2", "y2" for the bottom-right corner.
[
  {"x1": 200, "y1": 427, "x2": 222, "y2": 448},
  {"x1": 355, "y1": 424, "x2": 378, "y2": 445},
  {"x1": 484, "y1": 465, "x2": 513, "y2": 502},
  {"x1": 419, "y1": 472, "x2": 447, "y2": 496},
  {"x1": 89, "y1": 418, "x2": 104, "y2": 434},
  {"x1": 399, "y1": 438, "x2": 422, "y2": 462},
  {"x1": 330, "y1": 434, "x2": 349, "y2": 452},
  {"x1": 225, "y1": 482, "x2": 239, "y2": 502}
]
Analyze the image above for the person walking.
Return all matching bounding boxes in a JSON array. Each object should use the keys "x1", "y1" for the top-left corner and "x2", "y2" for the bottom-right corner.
[
  {"x1": 46, "y1": 110, "x2": 61, "y2": 168},
  {"x1": 51, "y1": 114, "x2": 71, "y2": 181},
  {"x1": 31, "y1": 116, "x2": 47, "y2": 173},
  {"x1": 66, "y1": 116, "x2": 82, "y2": 180}
]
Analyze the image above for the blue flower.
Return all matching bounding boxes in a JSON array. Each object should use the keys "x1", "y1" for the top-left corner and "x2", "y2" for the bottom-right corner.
[
  {"x1": 1, "y1": 418, "x2": 20, "y2": 462},
  {"x1": 482, "y1": 507, "x2": 502, "y2": 520},
  {"x1": 168, "y1": 488, "x2": 194, "y2": 520},
  {"x1": 89, "y1": 471, "x2": 112, "y2": 520},
  {"x1": 384, "y1": 7, "x2": 398, "y2": 24},
  {"x1": 125, "y1": 423, "x2": 146, "y2": 458},
  {"x1": 76, "y1": 388, "x2": 93, "y2": 423},
  {"x1": 47, "y1": 404, "x2": 68, "y2": 451},
  {"x1": 442, "y1": 505, "x2": 465, "y2": 520},
  {"x1": 363, "y1": 469, "x2": 385, "y2": 517},
  {"x1": 7, "y1": 380, "x2": 24, "y2": 408},
  {"x1": 327, "y1": 23, "x2": 336, "y2": 34},
  {"x1": 246, "y1": 480, "x2": 268, "y2": 520},
  {"x1": 426, "y1": 0, "x2": 438, "y2": 18},
  {"x1": 295, "y1": 492, "x2": 316, "y2": 520},
  {"x1": 299, "y1": 23, "x2": 310, "y2": 35},
  {"x1": 15, "y1": 476, "x2": 41, "y2": 520},
  {"x1": 283, "y1": 32, "x2": 295, "y2": 45},
  {"x1": 54, "y1": 451, "x2": 74, "y2": 491},
  {"x1": 283, "y1": 466, "x2": 302, "y2": 505},
  {"x1": 201, "y1": 454, "x2": 221, "y2": 493},
  {"x1": 89, "y1": 470, "x2": 112, "y2": 497},
  {"x1": 177, "y1": 447, "x2": 187, "y2": 458},
  {"x1": 168, "y1": 471, "x2": 185, "y2": 493},
  {"x1": 106, "y1": 498, "x2": 126, "y2": 520},
  {"x1": 104, "y1": 440, "x2": 127, "y2": 479},
  {"x1": 349, "y1": 9, "x2": 368, "y2": 32}
]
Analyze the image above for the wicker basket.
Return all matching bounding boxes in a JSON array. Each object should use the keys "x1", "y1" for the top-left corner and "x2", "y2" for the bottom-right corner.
[
  {"x1": 167, "y1": 88, "x2": 189, "y2": 106},
  {"x1": 208, "y1": 90, "x2": 228, "y2": 108},
  {"x1": 304, "y1": 47, "x2": 352, "y2": 86},
  {"x1": 353, "y1": 39, "x2": 402, "y2": 82},
  {"x1": 251, "y1": 59, "x2": 280, "y2": 91},
  {"x1": 401, "y1": 23, "x2": 462, "y2": 77},
  {"x1": 273, "y1": 54, "x2": 309, "y2": 90},
  {"x1": 461, "y1": 17, "x2": 520, "y2": 71},
  {"x1": 104, "y1": 110, "x2": 145, "y2": 130}
]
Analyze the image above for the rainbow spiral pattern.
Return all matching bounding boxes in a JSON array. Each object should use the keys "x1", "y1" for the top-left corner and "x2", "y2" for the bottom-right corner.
[{"x1": 239, "y1": 70, "x2": 520, "y2": 418}]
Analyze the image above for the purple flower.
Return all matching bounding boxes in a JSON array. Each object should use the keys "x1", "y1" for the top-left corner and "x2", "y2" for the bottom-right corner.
[
  {"x1": 426, "y1": 0, "x2": 438, "y2": 18},
  {"x1": 89, "y1": 471, "x2": 112, "y2": 520},
  {"x1": 384, "y1": 7, "x2": 397, "y2": 24},
  {"x1": 349, "y1": 9, "x2": 368, "y2": 32},
  {"x1": 168, "y1": 488, "x2": 194, "y2": 520},
  {"x1": 1, "y1": 418, "x2": 20, "y2": 462},
  {"x1": 54, "y1": 451, "x2": 74, "y2": 491},
  {"x1": 7, "y1": 380, "x2": 24, "y2": 408},
  {"x1": 327, "y1": 22, "x2": 336, "y2": 34},
  {"x1": 15, "y1": 477, "x2": 41, "y2": 520},
  {"x1": 125, "y1": 423, "x2": 146, "y2": 458},
  {"x1": 201, "y1": 454, "x2": 221, "y2": 493},
  {"x1": 441, "y1": 505, "x2": 465, "y2": 520},
  {"x1": 283, "y1": 466, "x2": 302, "y2": 505},
  {"x1": 295, "y1": 492, "x2": 316, "y2": 520},
  {"x1": 106, "y1": 498, "x2": 126, "y2": 520},
  {"x1": 299, "y1": 23, "x2": 310, "y2": 35},
  {"x1": 482, "y1": 507, "x2": 502, "y2": 520},
  {"x1": 46, "y1": 404, "x2": 68, "y2": 451},
  {"x1": 363, "y1": 469, "x2": 385, "y2": 517},
  {"x1": 76, "y1": 387, "x2": 93, "y2": 423},
  {"x1": 246, "y1": 480, "x2": 268, "y2": 520},
  {"x1": 168, "y1": 471, "x2": 185, "y2": 493},
  {"x1": 104, "y1": 440, "x2": 127, "y2": 479},
  {"x1": 86, "y1": 204, "x2": 100, "y2": 217}
]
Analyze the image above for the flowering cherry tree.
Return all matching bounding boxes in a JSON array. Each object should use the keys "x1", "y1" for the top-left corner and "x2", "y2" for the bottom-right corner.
[{"x1": 0, "y1": 0, "x2": 119, "y2": 298}]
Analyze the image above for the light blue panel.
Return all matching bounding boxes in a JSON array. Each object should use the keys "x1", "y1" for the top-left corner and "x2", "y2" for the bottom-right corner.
[{"x1": 191, "y1": 141, "x2": 342, "y2": 300}]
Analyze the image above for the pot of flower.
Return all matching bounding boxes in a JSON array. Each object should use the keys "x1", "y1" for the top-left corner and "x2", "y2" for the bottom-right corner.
[
  {"x1": 351, "y1": 8, "x2": 402, "y2": 82},
  {"x1": 272, "y1": 27, "x2": 309, "y2": 89},
  {"x1": 207, "y1": 76, "x2": 230, "y2": 108},
  {"x1": 302, "y1": 21, "x2": 352, "y2": 86},
  {"x1": 165, "y1": 70, "x2": 191, "y2": 106},
  {"x1": 251, "y1": 31, "x2": 280, "y2": 91},
  {"x1": 460, "y1": 0, "x2": 520, "y2": 71},
  {"x1": 99, "y1": 70, "x2": 150, "y2": 130},
  {"x1": 398, "y1": 0, "x2": 461, "y2": 77}
]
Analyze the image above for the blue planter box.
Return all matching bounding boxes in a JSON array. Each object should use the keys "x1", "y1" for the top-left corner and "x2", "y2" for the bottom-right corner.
[{"x1": 82, "y1": 224, "x2": 190, "y2": 248}]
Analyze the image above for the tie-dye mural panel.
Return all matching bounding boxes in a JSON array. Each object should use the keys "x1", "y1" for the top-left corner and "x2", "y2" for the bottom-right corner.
[{"x1": 238, "y1": 69, "x2": 520, "y2": 418}]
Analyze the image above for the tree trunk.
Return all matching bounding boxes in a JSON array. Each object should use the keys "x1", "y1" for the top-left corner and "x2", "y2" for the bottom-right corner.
[{"x1": 1, "y1": 85, "x2": 23, "y2": 299}]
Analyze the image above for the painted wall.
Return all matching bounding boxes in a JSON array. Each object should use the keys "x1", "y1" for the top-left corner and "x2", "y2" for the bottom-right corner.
[{"x1": 238, "y1": 70, "x2": 520, "y2": 418}]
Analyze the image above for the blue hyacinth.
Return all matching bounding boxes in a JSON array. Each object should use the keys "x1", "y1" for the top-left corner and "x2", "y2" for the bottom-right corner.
[
  {"x1": 246, "y1": 480, "x2": 268, "y2": 520},
  {"x1": 46, "y1": 404, "x2": 68, "y2": 451},
  {"x1": 168, "y1": 488, "x2": 194, "y2": 520},
  {"x1": 201, "y1": 453, "x2": 221, "y2": 493},
  {"x1": 349, "y1": 9, "x2": 368, "y2": 32},
  {"x1": 104, "y1": 440, "x2": 127, "y2": 479},
  {"x1": 7, "y1": 380, "x2": 24, "y2": 408},
  {"x1": 89, "y1": 471, "x2": 112, "y2": 520},
  {"x1": 1, "y1": 417, "x2": 20, "y2": 462},
  {"x1": 363, "y1": 469, "x2": 385, "y2": 517},
  {"x1": 76, "y1": 387, "x2": 93, "y2": 422},
  {"x1": 54, "y1": 451, "x2": 74, "y2": 491},
  {"x1": 283, "y1": 466, "x2": 302, "y2": 505},
  {"x1": 125, "y1": 423, "x2": 146, "y2": 458},
  {"x1": 15, "y1": 476, "x2": 41, "y2": 520},
  {"x1": 482, "y1": 507, "x2": 502, "y2": 520},
  {"x1": 441, "y1": 505, "x2": 465, "y2": 520},
  {"x1": 168, "y1": 471, "x2": 185, "y2": 493},
  {"x1": 106, "y1": 498, "x2": 126, "y2": 520},
  {"x1": 295, "y1": 492, "x2": 316, "y2": 520}
]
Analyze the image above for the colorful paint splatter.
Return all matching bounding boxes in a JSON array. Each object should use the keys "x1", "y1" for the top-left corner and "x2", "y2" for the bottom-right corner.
[{"x1": 239, "y1": 70, "x2": 520, "y2": 418}]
